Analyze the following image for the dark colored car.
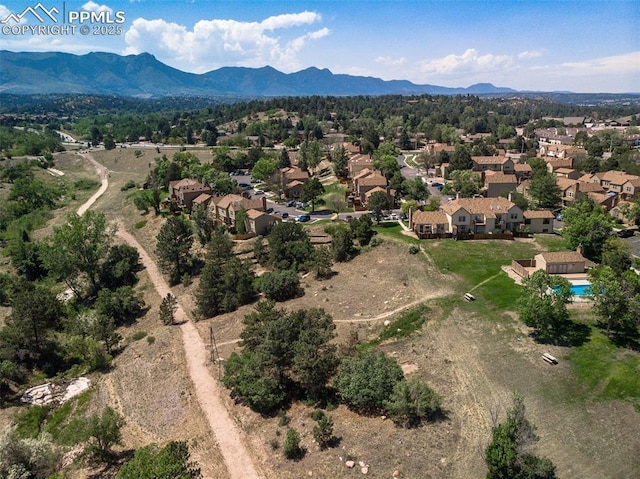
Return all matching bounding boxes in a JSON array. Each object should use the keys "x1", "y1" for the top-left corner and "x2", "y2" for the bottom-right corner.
[
  {"x1": 281, "y1": 212, "x2": 289, "y2": 219},
  {"x1": 617, "y1": 229, "x2": 635, "y2": 238},
  {"x1": 297, "y1": 214, "x2": 311, "y2": 223},
  {"x1": 238, "y1": 183, "x2": 251, "y2": 189},
  {"x1": 266, "y1": 207, "x2": 274, "y2": 213}
]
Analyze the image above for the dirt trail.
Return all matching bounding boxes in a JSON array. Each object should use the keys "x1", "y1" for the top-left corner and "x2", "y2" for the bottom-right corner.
[
  {"x1": 116, "y1": 228, "x2": 262, "y2": 479},
  {"x1": 77, "y1": 151, "x2": 109, "y2": 216},
  {"x1": 76, "y1": 154, "x2": 263, "y2": 479}
]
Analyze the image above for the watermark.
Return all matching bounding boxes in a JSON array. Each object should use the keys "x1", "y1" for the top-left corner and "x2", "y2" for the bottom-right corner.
[{"x1": 1, "y1": 2, "x2": 126, "y2": 36}]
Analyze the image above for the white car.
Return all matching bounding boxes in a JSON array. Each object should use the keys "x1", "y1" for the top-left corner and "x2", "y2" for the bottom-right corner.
[{"x1": 253, "y1": 189, "x2": 264, "y2": 195}]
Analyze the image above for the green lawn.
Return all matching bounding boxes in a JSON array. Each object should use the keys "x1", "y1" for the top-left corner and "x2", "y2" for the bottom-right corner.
[
  {"x1": 373, "y1": 223, "x2": 420, "y2": 244},
  {"x1": 567, "y1": 331, "x2": 640, "y2": 406}
]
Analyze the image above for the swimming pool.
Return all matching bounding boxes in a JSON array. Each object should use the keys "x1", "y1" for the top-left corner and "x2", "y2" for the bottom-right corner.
[{"x1": 569, "y1": 282, "x2": 591, "y2": 297}]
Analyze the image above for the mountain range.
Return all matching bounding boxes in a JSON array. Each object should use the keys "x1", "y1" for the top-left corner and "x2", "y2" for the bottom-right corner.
[{"x1": 0, "y1": 50, "x2": 518, "y2": 98}]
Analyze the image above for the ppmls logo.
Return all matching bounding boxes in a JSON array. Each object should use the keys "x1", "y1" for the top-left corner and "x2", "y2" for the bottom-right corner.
[
  {"x1": 2, "y1": 2, "x2": 126, "y2": 36},
  {"x1": 1, "y1": 3, "x2": 59, "y2": 23}
]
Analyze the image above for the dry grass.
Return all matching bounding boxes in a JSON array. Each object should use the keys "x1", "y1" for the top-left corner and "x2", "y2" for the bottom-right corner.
[{"x1": 3, "y1": 148, "x2": 640, "y2": 479}]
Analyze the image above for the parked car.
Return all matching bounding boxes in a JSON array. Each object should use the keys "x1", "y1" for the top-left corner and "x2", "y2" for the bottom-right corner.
[
  {"x1": 345, "y1": 215, "x2": 353, "y2": 222},
  {"x1": 281, "y1": 212, "x2": 289, "y2": 219},
  {"x1": 295, "y1": 201, "x2": 308, "y2": 208},
  {"x1": 266, "y1": 207, "x2": 274, "y2": 213},
  {"x1": 297, "y1": 214, "x2": 311, "y2": 223},
  {"x1": 253, "y1": 189, "x2": 264, "y2": 195},
  {"x1": 238, "y1": 183, "x2": 251, "y2": 189},
  {"x1": 286, "y1": 200, "x2": 296, "y2": 207},
  {"x1": 617, "y1": 229, "x2": 635, "y2": 238},
  {"x1": 250, "y1": 177, "x2": 260, "y2": 183},
  {"x1": 390, "y1": 213, "x2": 398, "y2": 220}
]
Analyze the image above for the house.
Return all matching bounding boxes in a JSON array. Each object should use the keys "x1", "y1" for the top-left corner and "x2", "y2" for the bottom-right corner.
[
  {"x1": 483, "y1": 172, "x2": 518, "y2": 197},
  {"x1": 621, "y1": 177, "x2": 640, "y2": 199},
  {"x1": 511, "y1": 250, "x2": 596, "y2": 279},
  {"x1": 441, "y1": 197, "x2": 523, "y2": 235},
  {"x1": 535, "y1": 251, "x2": 593, "y2": 274},
  {"x1": 211, "y1": 194, "x2": 267, "y2": 228},
  {"x1": 352, "y1": 169, "x2": 388, "y2": 204},
  {"x1": 244, "y1": 209, "x2": 280, "y2": 236},
  {"x1": 593, "y1": 170, "x2": 640, "y2": 196},
  {"x1": 523, "y1": 210, "x2": 555, "y2": 234},
  {"x1": 561, "y1": 180, "x2": 606, "y2": 205},
  {"x1": 554, "y1": 168, "x2": 581, "y2": 180},
  {"x1": 545, "y1": 158, "x2": 573, "y2": 173},
  {"x1": 409, "y1": 210, "x2": 449, "y2": 236},
  {"x1": 471, "y1": 156, "x2": 514, "y2": 174},
  {"x1": 280, "y1": 167, "x2": 309, "y2": 199},
  {"x1": 348, "y1": 154, "x2": 374, "y2": 177},
  {"x1": 513, "y1": 163, "x2": 532, "y2": 181},
  {"x1": 168, "y1": 179, "x2": 212, "y2": 210},
  {"x1": 192, "y1": 193, "x2": 213, "y2": 210}
]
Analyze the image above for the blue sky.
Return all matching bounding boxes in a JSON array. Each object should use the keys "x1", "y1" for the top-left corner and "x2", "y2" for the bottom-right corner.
[{"x1": 1, "y1": 0, "x2": 638, "y2": 92}]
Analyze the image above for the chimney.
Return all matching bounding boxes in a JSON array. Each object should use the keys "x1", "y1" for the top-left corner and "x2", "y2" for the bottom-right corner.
[
  {"x1": 508, "y1": 191, "x2": 513, "y2": 202},
  {"x1": 262, "y1": 196, "x2": 267, "y2": 211},
  {"x1": 408, "y1": 207, "x2": 413, "y2": 229},
  {"x1": 456, "y1": 192, "x2": 460, "y2": 200}
]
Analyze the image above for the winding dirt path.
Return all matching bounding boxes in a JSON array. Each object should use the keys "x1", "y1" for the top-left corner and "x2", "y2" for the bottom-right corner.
[
  {"x1": 76, "y1": 153, "x2": 263, "y2": 479},
  {"x1": 77, "y1": 151, "x2": 108, "y2": 216},
  {"x1": 116, "y1": 229, "x2": 262, "y2": 479}
]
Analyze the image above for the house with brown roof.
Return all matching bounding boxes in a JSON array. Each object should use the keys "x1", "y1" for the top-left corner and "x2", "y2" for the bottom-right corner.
[
  {"x1": 594, "y1": 170, "x2": 640, "y2": 196},
  {"x1": 483, "y1": 172, "x2": 517, "y2": 197},
  {"x1": 511, "y1": 250, "x2": 596, "y2": 279},
  {"x1": 523, "y1": 210, "x2": 554, "y2": 234},
  {"x1": 621, "y1": 177, "x2": 640, "y2": 199},
  {"x1": 210, "y1": 194, "x2": 267, "y2": 229},
  {"x1": 546, "y1": 158, "x2": 574, "y2": 173},
  {"x1": 408, "y1": 210, "x2": 449, "y2": 236},
  {"x1": 555, "y1": 168, "x2": 580, "y2": 180},
  {"x1": 348, "y1": 154, "x2": 374, "y2": 177},
  {"x1": 244, "y1": 209, "x2": 281, "y2": 236},
  {"x1": 513, "y1": 163, "x2": 532, "y2": 181},
  {"x1": 441, "y1": 197, "x2": 523, "y2": 235},
  {"x1": 351, "y1": 169, "x2": 389, "y2": 205},
  {"x1": 169, "y1": 179, "x2": 212, "y2": 210},
  {"x1": 472, "y1": 156, "x2": 514, "y2": 174},
  {"x1": 280, "y1": 167, "x2": 310, "y2": 199}
]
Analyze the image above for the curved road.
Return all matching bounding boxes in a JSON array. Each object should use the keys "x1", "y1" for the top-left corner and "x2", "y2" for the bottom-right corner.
[{"x1": 76, "y1": 152, "x2": 262, "y2": 479}]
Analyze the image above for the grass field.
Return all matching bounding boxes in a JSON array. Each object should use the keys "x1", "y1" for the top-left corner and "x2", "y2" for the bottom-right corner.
[{"x1": 3, "y1": 147, "x2": 640, "y2": 479}]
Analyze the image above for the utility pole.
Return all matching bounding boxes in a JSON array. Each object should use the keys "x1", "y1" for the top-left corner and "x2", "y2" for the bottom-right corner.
[{"x1": 209, "y1": 325, "x2": 221, "y2": 379}]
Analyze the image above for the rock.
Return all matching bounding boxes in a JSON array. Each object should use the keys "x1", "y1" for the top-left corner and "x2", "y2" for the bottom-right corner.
[
  {"x1": 393, "y1": 470, "x2": 400, "y2": 477},
  {"x1": 361, "y1": 466, "x2": 369, "y2": 474},
  {"x1": 383, "y1": 320, "x2": 391, "y2": 326},
  {"x1": 359, "y1": 461, "x2": 366, "y2": 467},
  {"x1": 345, "y1": 461, "x2": 355, "y2": 468},
  {"x1": 308, "y1": 471, "x2": 313, "y2": 476}
]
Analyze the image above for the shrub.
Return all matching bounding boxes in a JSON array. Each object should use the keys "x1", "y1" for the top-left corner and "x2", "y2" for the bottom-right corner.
[
  {"x1": 181, "y1": 273, "x2": 192, "y2": 286},
  {"x1": 310, "y1": 410, "x2": 335, "y2": 449},
  {"x1": 146, "y1": 336, "x2": 155, "y2": 345},
  {"x1": 408, "y1": 244, "x2": 420, "y2": 255},
  {"x1": 282, "y1": 428, "x2": 304, "y2": 460},
  {"x1": 334, "y1": 350, "x2": 403, "y2": 413},
  {"x1": 369, "y1": 236, "x2": 383, "y2": 247},
  {"x1": 134, "y1": 220, "x2": 147, "y2": 229},
  {"x1": 384, "y1": 378, "x2": 442, "y2": 427},
  {"x1": 131, "y1": 331, "x2": 147, "y2": 341},
  {"x1": 259, "y1": 270, "x2": 300, "y2": 302}
]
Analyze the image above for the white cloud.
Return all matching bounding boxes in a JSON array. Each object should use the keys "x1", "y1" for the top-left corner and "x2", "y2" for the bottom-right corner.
[
  {"x1": 419, "y1": 48, "x2": 512, "y2": 75},
  {"x1": 123, "y1": 11, "x2": 328, "y2": 73},
  {"x1": 375, "y1": 56, "x2": 407, "y2": 67},
  {"x1": 560, "y1": 51, "x2": 640, "y2": 75},
  {"x1": 518, "y1": 50, "x2": 542, "y2": 60},
  {"x1": 82, "y1": 2, "x2": 113, "y2": 14}
]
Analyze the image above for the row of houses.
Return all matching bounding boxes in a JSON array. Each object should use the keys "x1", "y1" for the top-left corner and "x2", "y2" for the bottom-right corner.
[
  {"x1": 168, "y1": 179, "x2": 280, "y2": 236},
  {"x1": 408, "y1": 196, "x2": 554, "y2": 237}
]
